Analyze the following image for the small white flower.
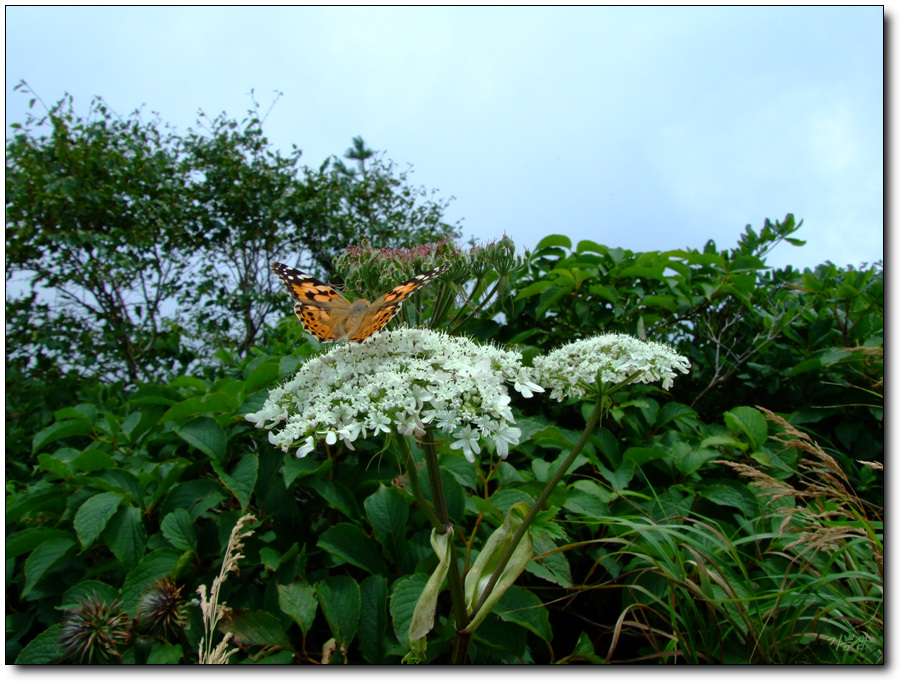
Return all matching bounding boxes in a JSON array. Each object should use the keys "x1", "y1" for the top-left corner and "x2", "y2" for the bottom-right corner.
[
  {"x1": 532, "y1": 333, "x2": 690, "y2": 402},
  {"x1": 490, "y1": 421, "x2": 521, "y2": 459},
  {"x1": 450, "y1": 425, "x2": 482, "y2": 463}
]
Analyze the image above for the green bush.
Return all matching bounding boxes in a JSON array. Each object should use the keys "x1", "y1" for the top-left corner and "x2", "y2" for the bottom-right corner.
[{"x1": 6, "y1": 226, "x2": 882, "y2": 664}]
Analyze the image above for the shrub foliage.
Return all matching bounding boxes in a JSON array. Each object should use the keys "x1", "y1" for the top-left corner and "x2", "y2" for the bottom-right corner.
[{"x1": 6, "y1": 90, "x2": 882, "y2": 665}]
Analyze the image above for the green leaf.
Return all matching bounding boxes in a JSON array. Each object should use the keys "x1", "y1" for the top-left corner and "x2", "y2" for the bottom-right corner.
[
  {"x1": 15, "y1": 623, "x2": 65, "y2": 664},
  {"x1": 526, "y1": 536, "x2": 572, "y2": 587},
  {"x1": 211, "y1": 455, "x2": 258, "y2": 510},
  {"x1": 409, "y1": 529, "x2": 452, "y2": 644},
  {"x1": 73, "y1": 492, "x2": 122, "y2": 548},
  {"x1": 358, "y1": 575, "x2": 389, "y2": 663},
  {"x1": 495, "y1": 585, "x2": 552, "y2": 642},
  {"x1": 576, "y1": 239, "x2": 606, "y2": 254},
  {"x1": 22, "y1": 537, "x2": 77, "y2": 597},
  {"x1": 5, "y1": 528, "x2": 74, "y2": 560},
  {"x1": 120, "y1": 548, "x2": 182, "y2": 616},
  {"x1": 103, "y1": 505, "x2": 147, "y2": 571},
  {"x1": 305, "y1": 477, "x2": 359, "y2": 520},
  {"x1": 389, "y1": 574, "x2": 429, "y2": 649},
  {"x1": 72, "y1": 448, "x2": 117, "y2": 472},
  {"x1": 32, "y1": 419, "x2": 93, "y2": 453},
  {"x1": 147, "y1": 643, "x2": 184, "y2": 664},
  {"x1": 623, "y1": 446, "x2": 668, "y2": 467},
  {"x1": 220, "y1": 610, "x2": 290, "y2": 648},
  {"x1": 5, "y1": 488, "x2": 69, "y2": 524},
  {"x1": 315, "y1": 575, "x2": 361, "y2": 650},
  {"x1": 160, "y1": 392, "x2": 240, "y2": 424},
  {"x1": 160, "y1": 508, "x2": 197, "y2": 552},
  {"x1": 60, "y1": 580, "x2": 120, "y2": 609},
  {"x1": 36, "y1": 452, "x2": 72, "y2": 478},
  {"x1": 514, "y1": 280, "x2": 554, "y2": 300},
  {"x1": 364, "y1": 485, "x2": 409, "y2": 562},
  {"x1": 724, "y1": 406, "x2": 768, "y2": 451},
  {"x1": 699, "y1": 480, "x2": 760, "y2": 518},
  {"x1": 160, "y1": 479, "x2": 227, "y2": 520},
  {"x1": 175, "y1": 416, "x2": 226, "y2": 462},
  {"x1": 464, "y1": 502, "x2": 534, "y2": 635},
  {"x1": 245, "y1": 359, "x2": 280, "y2": 392},
  {"x1": 535, "y1": 234, "x2": 572, "y2": 250},
  {"x1": 283, "y1": 453, "x2": 331, "y2": 488},
  {"x1": 317, "y1": 523, "x2": 388, "y2": 576},
  {"x1": 277, "y1": 580, "x2": 318, "y2": 636},
  {"x1": 672, "y1": 443, "x2": 720, "y2": 476},
  {"x1": 563, "y1": 480, "x2": 612, "y2": 519}
]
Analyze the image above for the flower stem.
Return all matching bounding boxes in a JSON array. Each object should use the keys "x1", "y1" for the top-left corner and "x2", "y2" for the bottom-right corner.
[
  {"x1": 471, "y1": 398, "x2": 605, "y2": 617},
  {"x1": 398, "y1": 435, "x2": 444, "y2": 531},
  {"x1": 420, "y1": 428, "x2": 471, "y2": 656}
]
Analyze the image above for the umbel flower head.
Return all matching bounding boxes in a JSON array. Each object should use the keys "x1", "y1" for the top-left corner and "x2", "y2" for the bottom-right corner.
[
  {"x1": 532, "y1": 333, "x2": 691, "y2": 401},
  {"x1": 246, "y1": 328, "x2": 543, "y2": 462}
]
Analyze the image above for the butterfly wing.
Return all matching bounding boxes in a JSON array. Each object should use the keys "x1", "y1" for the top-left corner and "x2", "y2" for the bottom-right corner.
[
  {"x1": 271, "y1": 262, "x2": 350, "y2": 342},
  {"x1": 347, "y1": 263, "x2": 451, "y2": 342}
]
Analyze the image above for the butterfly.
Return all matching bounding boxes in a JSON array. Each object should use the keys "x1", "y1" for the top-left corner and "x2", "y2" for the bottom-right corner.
[{"x1": 271, "y1": 261, "x2": 450, "y2": 342}]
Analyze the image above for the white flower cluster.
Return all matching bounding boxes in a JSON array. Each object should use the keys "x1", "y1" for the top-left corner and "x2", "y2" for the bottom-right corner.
[
  {"x1": 532, "y1": 333, "x2": 691, "y2": 401},
  {"x1": 245, "y1": 328, "x2": 544, "y2": 463}
]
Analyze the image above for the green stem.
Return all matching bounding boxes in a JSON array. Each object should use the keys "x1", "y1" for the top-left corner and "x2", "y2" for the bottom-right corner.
[
  {"x1": 398, "y1": 435, "x2": 444, "y2": 531},
  {"x1": 471, "y1": 397, "x2": 606, "y2": 617},
  {"x1": 420, "y1": 428, "x2": 471, "y2": 659}
]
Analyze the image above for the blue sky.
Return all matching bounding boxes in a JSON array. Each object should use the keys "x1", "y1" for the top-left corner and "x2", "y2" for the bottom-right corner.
[{"x1": 5, "y1": 5, "x2": 884, "y2": 271}]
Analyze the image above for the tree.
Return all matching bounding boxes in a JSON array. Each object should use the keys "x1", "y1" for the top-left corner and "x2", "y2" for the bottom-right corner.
[
  {"x1": 6, "y1": 85, "x2": 197, "y2": 384},
  {"x1": 6, "y1": 86, "x2": 463, "y2": 384}
]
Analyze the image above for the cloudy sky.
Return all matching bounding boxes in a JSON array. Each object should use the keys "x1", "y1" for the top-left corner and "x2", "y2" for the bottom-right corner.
[{"x1": 5, "y1": 5, "x2": 884, "y2": 271}]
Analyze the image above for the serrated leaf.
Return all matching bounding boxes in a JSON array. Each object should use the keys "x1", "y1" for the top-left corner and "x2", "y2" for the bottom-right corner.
[
  {"x1": 15, "y1": 623, "x2": 65, "y2": 664},
  {"x1": 103, "y1": 505, "x2": 147, "y2": 571},
  {"x1": 495, "y1": 585, "x2": 552, "y2": 642},
  {"x1": 724, "y1": 406, "x2": 768, "y2": 451},
  {"x1": 73, "y1": 492, "x2": 122, "y2": 549},
  {"x1": 175, "y1": 416, "x2": 226, "y2": 462},
  {"x1": 160, "y1": 392, "x2": 239, "y2": 424},
  {"x1": 358, "y1": 575, "x2": 389, "y2": 663},
  {"x1": 315, "y1": 575, "x2": 360, "y2": 649},
  {"x1": 283, "y1": 453, "x2": 331, "y2": 488},
  {"x1": 120, "y1": 548, "x2": 182, "y2": 616},
  {"x1": 699, "y1": 480, "x2": 760, "y2": 518},
  {"x1": 305, "y1": 477, "x2": 358, "y2": 520},
  {"x1": 526, "y1": 543, "x2": 572, "y2": 587},
  {"x1": 389, "y1": 574, "x2": 429, "y2": 649},
  {"x1": 317, "y1": 523, "x2": 387, "y2": 576},
  {"x1": 72, "y1": 448, "x2": 117, "y2": 472},
  {"x1": 160, "y1": 479, "x2": 227, "y2": 520},
  {"x1": 5, "y1": 528, "x2": 74, "y2": 561},
  {"x1": 245, "y1": 360, "x2": 280, "y2": 392},
  {"x1": 364, "y1": 485, "x2": 409, "y2": 562},
  {"x1": 277, "y1": 581, "x2": 318, "y2": 636},
  {"x1": 59, "y1": 580, "x2": 121, "y2": 609},
  {"x1": 147, "y1": 643, "x2": 184, "y2": 664},
  {"x1": 5, "y1": 488, "x2": 69, "y2": 524},
  {"x1": 220, "y1": 610, "x2": 290, "y2": 647},
  {"x1": 563, "y1": 484, "x2": 610, "y2": 519},
  {"x1": 211, "y1": 455, "x2": 258, "y2": 510},
  {"x1": 32, "y1": 419, "x2": 93, "y2": 453},
  {"x1": 160, "y1": 508, "x2": 197, "y2": 551},
  {"x1": 22, "y1": 537, "x2": 77, "y2": 597}
]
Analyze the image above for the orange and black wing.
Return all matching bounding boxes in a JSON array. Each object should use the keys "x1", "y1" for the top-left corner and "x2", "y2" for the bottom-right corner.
[
  {"x1": 271, "y1": 262, "x2": 347, "y2": 342},
  {"x1": 347, "y1": 263, "x2": 451, "y2": 342}
]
